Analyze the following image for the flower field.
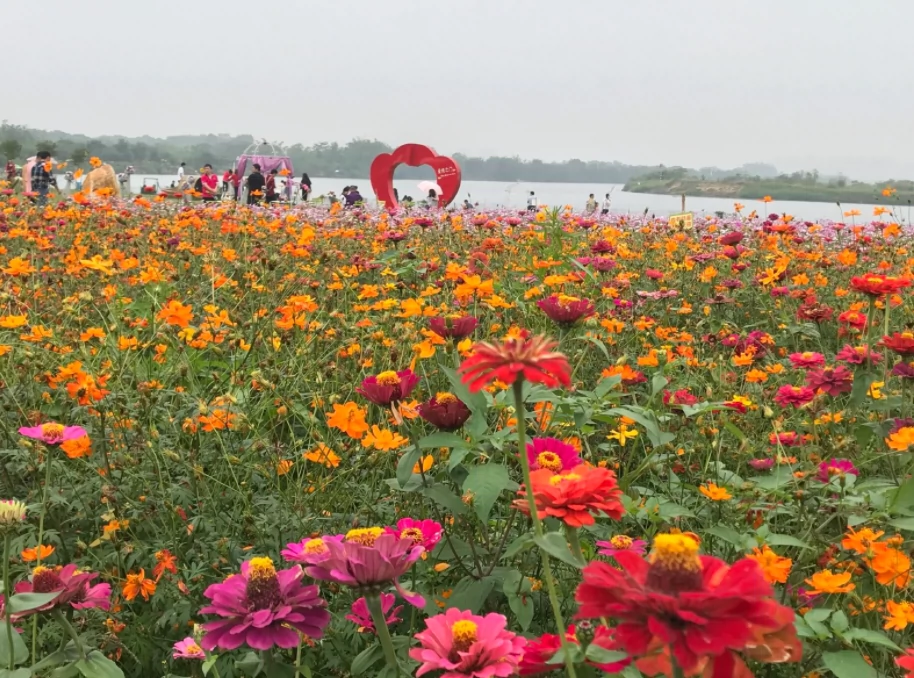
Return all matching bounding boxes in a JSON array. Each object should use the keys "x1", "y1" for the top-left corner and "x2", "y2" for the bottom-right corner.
[{"x1": 2, "y1": 192, "x2": 914, "y2": 678}]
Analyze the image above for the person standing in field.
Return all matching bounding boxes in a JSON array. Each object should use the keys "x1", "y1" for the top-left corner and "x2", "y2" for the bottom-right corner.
[
  {"x1": 5, "y1": 159, "x2": 16, "y2": 182},
  {"x1": 222, "y1": 168, "x2": 234, "y2": 197},
  {"x1": 585, "y1": 193, "x2": 597, "y2": 214},
  {"x1": 527, "y1": 190, "x2": 537, "y2": 212},
  {"x1": 246, "y1": 164, "x2": 265, "y2": 204},
  {"x1": 601, "y1": 192, "x2": 612, "y2": 215},
  {"x1": 300, "y1": 173, "x2": 312, "y2": 202},
  {"x1": 30, "y1": 151, "x2": 55, "y2": 206},
  {"x1": 200, "y1": 164, "x2": 219, "y2": 202},
  {"x1": 177, "y1": 162, "x2": 186, "y2": 184}
]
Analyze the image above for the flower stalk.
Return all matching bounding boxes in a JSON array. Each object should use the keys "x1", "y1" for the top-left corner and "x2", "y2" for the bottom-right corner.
[{"x1": 366, "y1": 592, "x2": 400, "y2": 675}]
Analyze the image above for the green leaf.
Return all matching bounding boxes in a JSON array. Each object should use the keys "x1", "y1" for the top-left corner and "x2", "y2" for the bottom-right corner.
[
  {"x1": 8, "y1": 592, "x2": 61, "y2": 614},
  {"x1": 821, "y1": 650, "x2": 876, "y2": 678},
  {"x1": 766, "y1": 533, "x2": 811, "y2": 549},
  {"x1": 447, "y1": 576, "x2": 496, "y2": 613},
  {"x1": 805, "y1": 609, "x2": 832, "y2": 623},
  {"x1": 890, "y1": 517, "x2": 914, "y2": 531},
  {"x1": 502, "y1": 533, "x2": 534, "y2": 559},
  {"x1": 462, "y1": 464, "x2": 517, "y2": 522},
  {"x1": 723, "y1": 419, "x2": 747, "y2": 442},
  {"x1": 706, "y1": 525, "x2": 745, "y2": 548},
  {"x1": 421, "y1": 484, "x2": 467, "y2": 515},
  {"x1": 534, "y1": 532, "x2": 585, "y2": 568},
  {"x1": 829, "y1": 611, "x2": 849, "y2": 633},
  {"x1": 605, "y1": 407, "x2": 675, "y2": 448},
  {"x1": 75, "y1": 651, "x2": 124, "y2": 678},
  {"x1": 0, "y1": 669, "x2": 33, "y2": 678},
  {"x1": 891, "y1": 476, "x2": 914, "y2": 515},
  {"x1": 0, "y1": 619, "x2": 28, "y2": 667},
  {"x1": 441, "y1": 366, "x2": 487, "y2": 413},
  {"x1": 751, "y1": 467, "x2": 797, "y2": 490},
  {"x1": 350, "y1": 644, "x2": 384, "y2": 676},
  {"x1": 418, "y1": 433, "x2": 468, "y2": 449},
  {"x1": 584, "y1": 644, "x2": 628, "y2": 666},
  {"x1": 263, "y1": 664, "x2": 296, "y2": 678},
  {"x1": 849, "y1": 371, "x2": 876, "y2": 408},
  {"x1": 235, "y1": 652, "x2": 262, "y2": 677},
  {"x1": 395, "y1": 447, "x2": 422, "y2": 489},
  {"x1": 202, "y1": 656, "x2": 218, "y2": 677},
  {"x1": 843, "y1": 628, "x2": 902, "y2": 651},
  {"x1": 502, "y1": 571, "x2": 534, "y2": 631}
]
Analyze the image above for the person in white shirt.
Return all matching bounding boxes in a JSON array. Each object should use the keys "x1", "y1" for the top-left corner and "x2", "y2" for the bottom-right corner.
[
  {"x1": 177, "y1": 162, "x2": 186, "y2": 183},
  {"x1": 526, "y1": 191, "x2": 537, "y2": 212},
  {"x1": 601, "y1": 193, "x2": 612, "y2": 215}
]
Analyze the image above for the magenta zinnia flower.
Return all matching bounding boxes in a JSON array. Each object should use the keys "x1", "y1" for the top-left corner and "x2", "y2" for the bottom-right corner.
[
  {"x1": 356, "y1": 369, "x2": 419, "y2": 406},
  {"x1": 537, "y1": 294, "x2": 595, "y2": 325},
  {"x1": 749, "y1": 458, "x2": 775, "y2": 471},
  {"x1": 596, "y1": 534, "x2": 647, "y2": 557},
  {"x1": 892, "y1": 361, "x2": 914, "y2": 380},
  {"x1": 788, "y1": 351, "x2": 825, "y2": 369},
  {"x1": 526, "y1": 437, "x2": 581, "y2": 473},
  {"x1": 816, "y1": 459, "x2": 859, "y2": 483},
  {"x1": 283, "y1": 529, "x2": 425, "y2": 606},
  {"x1": 199, "y1": 557, "x2": 330, "y2": 651},
  {"x1": 172, "y1": 637, "x2": 206, "y2": 660},
  {"x1": 419, "y1": 393, "x2": 472, "y2": 431},
  {"x1": 386, "y1": 518, "x2": 443, "y2": 551},
  {"x1": 773, "y1": 385, "x2": 816, "y2": 408},
  {"x1": 429, "y1": 315, "x2": 479, "y2": 340},
  {"x1": 13, "y1": 564, "x2": 110, "y2": 614},
  {"x1": 409, "y1": 608, "x2": 526, "y2": 678},
  {"x1": 836, "y1": 344, "x2": 883, "y2": 366},
  {"x1": 19, "y1": 422, "x2": 87, "y2": 446},
  {"x1": 346, "y1": 593, "x2": 403, "y2": 633},
  {"x1": 805, "y1": 365, "x2": 854, "y2": 397}
]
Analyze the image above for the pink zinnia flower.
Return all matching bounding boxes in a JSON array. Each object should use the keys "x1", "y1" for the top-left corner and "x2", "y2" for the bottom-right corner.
[
  {"x1": 836, "y1": 344, "x2": 883, "y2": 366},
  {"x1": 749, "y1": 458, "x2": 775, "y2": 471},
  {"x1": 526, "y1": 437, "x2": 581, "y2": 473},
  {"x1": 409, "y1": 608, "x2": 526, "y2": 678},
  {"x1": 892, "y1": 361, "x2": 914, "y2": 380},
  {"x1": 596, "y1": 534, "x2": 647, "y2": 557},
  {"x1": 788, "y1": 351, "x2": 825, "y2": 369},
  {"x1": 386, "y1": 518, "x2": 442, "y2": 551},
  {"x1": 283, "y1": 530, "x2": 425, "y2": 606},
  {"x1": 13, "y1": 563, "x2": 110, "y2": 615},
  {"x1": 773, "y1": 385, "x2": 816, "y2": 408},
  {"x1": 356, "y1": 369, "x2": 419, "y2": 406},
  {"x1": 537, "y1": 294, "x2": 595, "y2": 325},
  {"x1": 18, "y1": 423, "x2": 87, "y2": 446},
  {"x1": 346, "y1": 593, "x2": 403, "y2": 633},
  {"x1": 199, "y1": 557, "x2": 330, "y2": 651},
  {"x1": 172, "y1": 637, "x2": 206, "y2": 660},
  {"x1": 816, "y1": 459, "x2": 859, "y2": 483},
  {"x1": 805, "y1": 365, "x2": 854, "y2": 397},
  {"x1": 769, "y1": 432, "x2": 805, "y2": 447}
]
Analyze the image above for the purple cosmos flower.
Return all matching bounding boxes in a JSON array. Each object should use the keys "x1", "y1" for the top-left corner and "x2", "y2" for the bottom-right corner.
[
  {"x1": 346, "y1": 594, "x2": 403, "y2": 633},
  {"x1": 816, "y1": 459, "x2": 859, "y2": 483},
  {"x1": 283, "y1": 529, "x2": 424, "y2": 607},
  {"x1": 172, "y1": 637, "x2": 206, "y2": 660},
  {"x1": 385, "y1": 518, "x2": 442, "y2": 552},
  {"x1": 199, "y1": 557, "x2": 330, "y2": 651},
  {"x1": 596, "y1": 535, "x2": 647, "y2": 557},
  {"x1": 18, "y1": 423, "x2": 87, "y2": 446},
  {"x1": 526, "y1": 437, "x2": 581, "y2": 473}
]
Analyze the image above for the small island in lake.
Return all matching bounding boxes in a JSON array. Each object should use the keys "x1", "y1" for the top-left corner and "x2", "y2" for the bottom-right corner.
[{"x1": 624, "y1": 166, "x2": 914, "y2": 205}]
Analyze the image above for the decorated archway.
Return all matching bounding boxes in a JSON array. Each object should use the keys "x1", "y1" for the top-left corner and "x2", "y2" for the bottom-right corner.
[{"x1": 369, "y1": 144, "x2": 461, "y2": 210}]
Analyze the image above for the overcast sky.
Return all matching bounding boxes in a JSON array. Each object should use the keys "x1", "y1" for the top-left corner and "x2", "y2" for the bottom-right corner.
[{"x1": 6, "y1": 0, "x2": 914, "y2": 180}]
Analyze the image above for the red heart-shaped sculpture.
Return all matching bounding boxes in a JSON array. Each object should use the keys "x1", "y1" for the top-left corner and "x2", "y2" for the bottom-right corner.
[{"x1": 370, "y1": 143, "x2": 462, "y2": 211}]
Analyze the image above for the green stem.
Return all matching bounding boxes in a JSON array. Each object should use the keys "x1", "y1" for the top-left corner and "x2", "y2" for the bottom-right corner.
[
  {"x1": 566, "y1": 526, "x2": 585, "y2": 564},
  {"x1": 3, "y1": 533, "x2": 14, "y2": 671},
  {"x1": 671, "y1": 654, "x2": 685, "y2": 678},
  {"x1": 366, "y1": 593, "x2": 400, "y2": 676},
  {"x1": 32, "y1": 444, "x2": 55, "y2": 658},
  {"x1": 52, "y1": 609, "x2": 86, "y2": 660},
  {"x1": 513, "y1": 380, "x2": 578, "y2": 678}
]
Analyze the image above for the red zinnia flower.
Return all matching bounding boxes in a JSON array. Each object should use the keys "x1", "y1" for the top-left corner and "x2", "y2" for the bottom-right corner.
[
  {"x1": 514, "y1": 466, "x2": 624, "y2": 528},
  {"x1": 837, "y1": 310, "x2": 867, "y2": 333},
  {"x1": 898, "y1": 648, "x2": 914, "y2": 677},
  {"x1": 773, "y1": 384, "x2": 815, "y2": 408},
  {"x1": 882, "y1": 331, "x2": 914, "y2": 356},
  {"x1": 836, "y1": 344, "x2": 882, "y2": 366},
  {"x1": 850, "y1": 274, "x2": 911, "y2": 297},
  {"x1": 537, "y1": 294, "x2": 595, "y2": 325},
  {"x1": 805, "y1": 365, "x2": 854, "y2": 397},
  {"x1": 458, "y1": 333, "x2": 571, "y2": 392},
  {"x1": 428, "y1": 314, "x2": 479, "y2": 340},
  {"x1": 356, "y1": 369, "x2": 419, "y2": 406},
  {"x1": 418, "y1": 392, "x2": 471, "y2": 431},
  {"x1": 575, "y1": 534, "x2": 801, "y2": 675}
]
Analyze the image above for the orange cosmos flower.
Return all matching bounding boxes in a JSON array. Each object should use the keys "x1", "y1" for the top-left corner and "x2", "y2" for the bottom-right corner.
[
  {"x1": 153, "y1": 550, "x2": 178, "y2": 581},
  {"x1": 21, "y1": 544, "x2": 55, "y2": 562},
  {"x1": 122, "y1": 569, "x2": 156, "y2": 601},
  {"x1": 361, "y1": 426, "x2": 408, "y2": 451},
  {"x1": 842, "y1": 526, "x2": 886, "y2": 557},
  {"x1": 868, "y1": 548, "x2": 911, "y2": 587},
  {"x1": 747, "y1": 546, "x2": 792, "y2": 584},
  {"x1": 156, "y1": 300, "x2": 194, "y2": 328},
  {"x1": 304, "y1": 444, "x2": 341, "y2": 468},
  {"x1": 699, "y1": 483, "x2": 732, "y2": 501},
  {"x1": 89, "y1": 156, "x2": 103, "y2": 168},
  {"x1": 514, "y1": 466, "x2": 625, "y2": 528},
  {"x1": 326, "y1": 402, "x2": 369, "y2": 439},
  {"x1": 804, "y1": 569, "x2": 855, "y2": 594},
  {"x1": 60, "y1": 435, "x2": 91, "y2": 459}
]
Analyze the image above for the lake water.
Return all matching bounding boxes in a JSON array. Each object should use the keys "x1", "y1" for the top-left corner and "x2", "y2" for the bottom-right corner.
[{"x1": 120, "y1": 174, "x2": 908, "y2": 223}]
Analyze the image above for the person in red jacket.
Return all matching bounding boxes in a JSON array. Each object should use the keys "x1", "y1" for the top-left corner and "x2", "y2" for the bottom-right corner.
[{"x1": 200, "y1": 164, "x2": 219, "y2": 202}]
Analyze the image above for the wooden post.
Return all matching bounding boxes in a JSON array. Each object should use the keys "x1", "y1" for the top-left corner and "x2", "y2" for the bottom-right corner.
[{"x1": 681, "y1": 194, "x2": 686, "y2": 211}]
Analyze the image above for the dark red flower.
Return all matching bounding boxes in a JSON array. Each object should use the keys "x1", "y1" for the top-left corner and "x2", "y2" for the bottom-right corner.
[
  {"x1": 458, "y1": 334, "x2": 571, "y2": 392},
  {"x1": 356, "y1": 369, "x2": 419, "y2": 406},
  {"x1": 428, "y1": 315, "x2": 478, "y2": 340},
  {"x1": 838, "y1": 310, "x2": 867, "y2": 332},
  {"x1": 882, "y1": 331, "x2": 914, "y2": 356},
  {"x1": 418, "y1": 393, "x2": 471, "y2": 432},
  {"x1": 663, "y1": 389, "x2": 699, "y2": 412},
  {"x1": 773, "y1": 385, "x2": 815, "y2": 408},
  {"x1": 575, "y1": 534, "x2": 801, "y2": 674},
  {"x1": 850, "y1": 274, "x2": 911, "y2": 297},
  {"x1": 718, "y1": 231, "x2": 744, "y2": 246},
  {"x1": 805, "y1": 365, "x2": 854, "y2": 397},
  {"x1": 537, "y1": 294, "x2": 595, "y2": 325},
  {"x1": 519, "y1": 625, "x2": 630, "y2": 676}
]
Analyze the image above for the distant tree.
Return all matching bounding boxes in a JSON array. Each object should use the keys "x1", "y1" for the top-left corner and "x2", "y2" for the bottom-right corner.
[
  {"x1": 70, "y1": 147, "x2": 89, "y2": 166},
  {"x1": 36, "y1": 140, "x2": 58, "y2": 156},
  {"x1": 0, "y1": 138, "x2": 23, "y2": 161}
]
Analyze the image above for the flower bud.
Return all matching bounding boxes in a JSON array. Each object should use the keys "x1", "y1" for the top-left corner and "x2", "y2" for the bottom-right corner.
[{"x1": 0, "y1": 499, "x2": 27, "y2": 528}]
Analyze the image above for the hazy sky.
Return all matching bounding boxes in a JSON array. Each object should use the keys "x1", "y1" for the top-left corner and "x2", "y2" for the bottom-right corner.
[{"x1": 7, "y1": 1, "x2": 914, "y2": 179}]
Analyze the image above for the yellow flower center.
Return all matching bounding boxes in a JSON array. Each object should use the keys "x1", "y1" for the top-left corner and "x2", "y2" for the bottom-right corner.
[
  {"x1": 649, "y1": 534, "x2": 701, "y2": 572},
  {"x1": 376, "y1": 371, "x2": 401, "y2": 386},
  {"x1": 304, "y1": 538, "x2": 328, "y2": 555},
  {"x1": 549, "y1": 472, "x2": 580, "y2": 485},
  {"x1": 451, "y1": 620, "x2": 478, "y2": 652},
  {"x1": 435, "y1": 392, "x2": 457, "y2": 404},
  {"x1": 610, "y1": 535, "x2": 633, "y2": 549},
  {"x1": 41, "y1": 423, "x2": 64, "y2": 441},
  {"x1": 248, "y1": 557, "x2": 276, "y2": 580},
  {"x1": 32, "y1": 565, "x2": 51, "y2": 577},
  {"x1": 185, "y1": 642, "x2": 202, "y2": 655},
  {"x1": 802, "y1": 352, "x2": 813, "y2": 359},
  {"x1": 556, "y1": 294, "x2": 580, "y2": 308},
  {"x1": 346, "y1": 527, "x2": 384, "y2": 546},
  {"x1": 400, "y1": 527, "x2": 424, "y2": 545},
  {"x1": 903, "y1": 332, "x2": 914, "y2": 340},
  {"x1": 536, "y1": 451, "x2": 563, "y2": 472}
]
